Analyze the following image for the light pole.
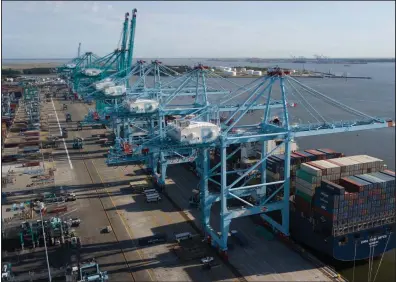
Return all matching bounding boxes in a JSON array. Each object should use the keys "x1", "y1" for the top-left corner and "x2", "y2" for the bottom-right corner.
[{"x1": 40, "y1": 208, "x2": 52, "y2": 282}]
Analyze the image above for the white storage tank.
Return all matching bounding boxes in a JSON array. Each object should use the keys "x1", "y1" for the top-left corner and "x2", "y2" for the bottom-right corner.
[
  {"x1": 223, "y1": 67, "x2": 232, "y2": 71},
  {"x1": 246, "y1": 70, "x2": 254, "y2": 75},
  {"x1": 232, "y1": 68, "x2": 237, "y2": 72},
  {"x1": 104, "y1": 86, "x2": 126, "y2": 96},
  {"x1": 127, "y1": 99, "x2": 159, "y2": 113},
  {"x1": 167, "y1": 121, "x2": 220, "y2": 144},
  {"x1": 253, "y1": 71, "x2": 262, "y2": 76},
  {"x1": 82, "y1": 68, "x2": 102, "y2": 77},
  {"x1": 223, "y1": 71, "x2": 236, "y2": 77}
]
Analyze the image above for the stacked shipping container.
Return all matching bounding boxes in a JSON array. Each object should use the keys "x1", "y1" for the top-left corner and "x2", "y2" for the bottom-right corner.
[
  {"x1": 298, "y1": 166, "x2": 396, "y2": 236},
  {"x1": 294, "y1": 155, "x2": 386, "y2": 212},
  {"x1": 265, "y1": 149, "x2": 343, "y2": 199}
]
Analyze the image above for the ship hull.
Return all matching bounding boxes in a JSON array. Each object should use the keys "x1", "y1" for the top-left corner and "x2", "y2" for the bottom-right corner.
[{"x1": 290, "y1": 209, "x2": 396, "y2": 261}]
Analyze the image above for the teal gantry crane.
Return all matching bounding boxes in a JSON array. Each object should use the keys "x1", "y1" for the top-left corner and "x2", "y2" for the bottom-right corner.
[{"x1": 114, "y1": 67, "x2": 394, "y2": 256}]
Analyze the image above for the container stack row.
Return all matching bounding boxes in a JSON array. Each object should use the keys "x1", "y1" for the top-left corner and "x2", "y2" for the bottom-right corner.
[
  {"x1": 265, "y1": 148, "x2": 343, "y2": 198},
  {"x1": 294, "y1": 155, "x2": 386, "y2": 205},
  {"x1": 296, "y1": 169, "x2": 395, "y2": 236}
]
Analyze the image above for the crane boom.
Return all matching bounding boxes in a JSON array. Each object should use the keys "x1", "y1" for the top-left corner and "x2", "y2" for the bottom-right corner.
[
  {"x1": 120, "y1": 12, "x2": 130, "y2": 73},
  {"x1": 127, "y1": 9, "x2": 137, "y2": 71}
]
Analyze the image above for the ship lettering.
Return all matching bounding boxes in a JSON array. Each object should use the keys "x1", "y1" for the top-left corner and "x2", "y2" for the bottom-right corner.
[
  {"x1": 361, "y1": 240, "x2": 368, "y2": 244},
  {"x1": 320, "y1": 197, "x2": 328, "y2": 204}
]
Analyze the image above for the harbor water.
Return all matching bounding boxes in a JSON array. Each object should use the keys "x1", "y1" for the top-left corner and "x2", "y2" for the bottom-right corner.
[{"x1": 4, "y1": 58, "x2": 395, "y2": 282}]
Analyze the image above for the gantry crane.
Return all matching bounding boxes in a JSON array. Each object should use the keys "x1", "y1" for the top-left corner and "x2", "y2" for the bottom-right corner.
[
  {"x1": 118, "y1": 66, "x2": 394, "y2": 256},
  {"x1": 80, "y1": 59, "x2": 180, "y2": 131},
  {"x1": 57, "y1": 10, "x2": 394, "y2": 258},
  {"x1": 64, "y1": 9, "x2": 138, "y2": 100},
  {"x1": 105, "y1": 65, "x2": 289, "y2": 190},
  {"x1": 57, "y1": 49, "x2": 100, "y2": 79}
]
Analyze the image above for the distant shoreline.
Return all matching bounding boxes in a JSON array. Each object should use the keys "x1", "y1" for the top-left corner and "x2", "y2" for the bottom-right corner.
[{"x1": 2, "y1": 62, "x2": 60, "y2": 70}]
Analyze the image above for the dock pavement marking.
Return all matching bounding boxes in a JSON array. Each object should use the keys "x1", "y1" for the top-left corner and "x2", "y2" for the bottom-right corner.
[
  {"x1": 50, "y1": 98, "x2": 73, "y2": 170},
  {"x1": 91, "y1": 160, "x2": 156, "y2": 282}
]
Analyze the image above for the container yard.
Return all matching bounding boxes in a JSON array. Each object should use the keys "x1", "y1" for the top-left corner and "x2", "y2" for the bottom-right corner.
[{"x1": 2, "y1": 5, "x2": 395, "y2": 282}]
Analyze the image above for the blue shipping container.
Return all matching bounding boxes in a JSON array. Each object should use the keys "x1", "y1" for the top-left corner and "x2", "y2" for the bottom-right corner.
[
  {"x1": 355, "y1": 174, "x2": 386, "y2": 190},
  {"x1": 370, "y1": 172, "x2": 395, "y2": 188}
]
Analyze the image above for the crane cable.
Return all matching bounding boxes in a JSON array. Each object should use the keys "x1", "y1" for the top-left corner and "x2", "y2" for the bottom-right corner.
[
  {"x1": 372, "y1": 232, "x2": 392, "y2": 282},
  {"x1": 368, "y1": 244, "x2": 376, "y2": 282},
  {"x1": 285, "y1": 79, "x2": 325, "y2": 123},
  {"x1": 367, "y1": 246, "x2": 372, "y2": 282},
  {"x1": 352, "y1": 241, "x2": 357, "y2": 282},
  {"x1": 116, "y1": 26, "x2": 123, "y2": 50},
  {"x1": 288, "y1": 76, "x2": 377, "y2": 120}
]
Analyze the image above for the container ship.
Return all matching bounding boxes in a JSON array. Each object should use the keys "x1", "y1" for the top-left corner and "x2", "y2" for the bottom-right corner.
[{"x1": 201, "y1": 141, "x2": 395, "y2": 262}]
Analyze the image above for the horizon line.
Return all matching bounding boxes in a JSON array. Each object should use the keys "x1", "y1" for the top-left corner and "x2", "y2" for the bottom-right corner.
[{"x1": 3, "y1": 56, "x2": 395, "y2": 60}]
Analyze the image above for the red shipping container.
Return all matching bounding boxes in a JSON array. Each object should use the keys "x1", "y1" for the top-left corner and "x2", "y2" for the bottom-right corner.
[
  {"x1": 340, "y1": 178, "x2": 366, "y2": 193},
  {"x1": 305, "y1": 149, "x2": 326, "y2": 160},
  {"x1": 381, "y1": 170, "x2": 395, "y2": 177},
  {"x1": 314, "y1": 206, "x2": 333, "y2": 219},
  {"x1": 25, "y1": 131, "x2": 40, "y2": 136},
  {"x1": 23, "y1": 161, "x2": 40, "y2": 167}
]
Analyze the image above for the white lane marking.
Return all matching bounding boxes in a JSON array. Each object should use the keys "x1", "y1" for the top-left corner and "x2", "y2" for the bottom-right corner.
[{"x1": 51, "y1": 98, "x2": 73, "y2": 169}]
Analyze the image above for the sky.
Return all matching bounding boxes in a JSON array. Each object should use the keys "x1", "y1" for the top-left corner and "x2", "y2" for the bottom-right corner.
[{"x1": 2, "y1": 1, "x2": 395, "y2": 59}]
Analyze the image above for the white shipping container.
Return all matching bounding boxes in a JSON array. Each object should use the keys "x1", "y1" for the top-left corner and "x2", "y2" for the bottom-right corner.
[
  {"x1": 253, "y1": 71, "x2": 262, "y2": 76},
  {"x1": 301, "y1": 163, "x2": 322, "y2": 176},
  {"x1": 358, "y1": 155, "x2": 384, "y2": 168},
  {"x1": 323, "y1": 161, "x2": 342, "y2": 175},
  {"x1": 328, "y1": 158, "x2": 353, "y2": 173},
  {"x1": 246, "y1": 70, "x2": 254, "y2": 75},
  {"x1": 309, "y1": 160, "x2": 341, "y2": 175},
  {"x1": 344, "y1": 157, "x2": 362, "y2": 171},
  {"x1": 348, "y1": 155, "x2": 369, "y2": 169}
]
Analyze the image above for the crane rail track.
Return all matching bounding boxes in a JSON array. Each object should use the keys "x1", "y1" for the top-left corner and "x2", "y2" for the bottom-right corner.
[{"x1": 79, "y1": 148, "x2": 137, "y2": 282}]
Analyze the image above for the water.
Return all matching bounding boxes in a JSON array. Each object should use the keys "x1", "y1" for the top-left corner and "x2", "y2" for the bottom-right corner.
[{"x1": 4, "y1": 58, "x2": 395, "y2": 281}]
